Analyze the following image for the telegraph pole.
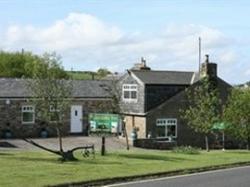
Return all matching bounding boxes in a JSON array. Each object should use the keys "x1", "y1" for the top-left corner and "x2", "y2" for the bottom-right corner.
[{"x1": 199, "y1": 37, "x2": 201, "y2": 74}]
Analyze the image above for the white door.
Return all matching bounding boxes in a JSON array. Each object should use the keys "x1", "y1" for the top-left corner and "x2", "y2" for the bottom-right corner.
[{"x1": 70, "y1": 105, "x2": 82, "y2": 133}]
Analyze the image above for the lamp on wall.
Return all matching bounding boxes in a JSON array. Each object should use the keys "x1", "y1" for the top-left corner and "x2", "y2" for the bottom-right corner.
[{"x1": 6, "y1": 99, "x2": 10, "y2": 105}]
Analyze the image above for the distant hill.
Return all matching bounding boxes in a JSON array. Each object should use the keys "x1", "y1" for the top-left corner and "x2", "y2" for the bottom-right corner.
[{"x1": 67, "y1": 71, "x2": 98, "y2": 80}]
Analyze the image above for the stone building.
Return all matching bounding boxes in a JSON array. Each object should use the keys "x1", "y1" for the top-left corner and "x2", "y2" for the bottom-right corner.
[
  {"x1": 0, "y1": 79, "x2": 112, "y2": 138},
  {"x1": 119, "y1": 55, "x2": 231, "y2": 148},
  {"x1": 0, "y1": 55, "x2": 232, "y2": 149}
]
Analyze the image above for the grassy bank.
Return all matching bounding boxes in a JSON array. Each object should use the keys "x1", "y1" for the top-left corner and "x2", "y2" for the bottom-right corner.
[{"x1": 1, "y1": 149, "x2": 250, "y2": 187}]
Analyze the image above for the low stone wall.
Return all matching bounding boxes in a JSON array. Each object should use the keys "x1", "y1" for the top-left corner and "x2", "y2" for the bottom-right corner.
[{"x1": 133, "y1": 138, "x2": 177, "y2": 150}]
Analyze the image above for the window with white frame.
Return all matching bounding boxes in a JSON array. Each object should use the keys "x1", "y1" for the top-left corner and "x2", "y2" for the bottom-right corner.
[
  {"x1": 123, "y1": 84, "x2": 138, "y2": 102},
  {"x1": 156, "y1": 118, "x2": 177, "y2": 139},
  {"x1": 22, "y1": 105, "x2": 35, "y2": 124}
]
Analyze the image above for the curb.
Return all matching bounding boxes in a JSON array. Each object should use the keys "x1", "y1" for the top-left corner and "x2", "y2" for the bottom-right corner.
[{"x1": 48, "y1": 161, "x2": 250, "y2": 187}]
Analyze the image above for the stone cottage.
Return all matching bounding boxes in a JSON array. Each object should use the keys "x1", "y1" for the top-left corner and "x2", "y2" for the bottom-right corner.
[
  {"x1": 119, "y1": 55, "x2": 231, "y2": 148},
  {"x1": 0, "y1": 79, "x2": 112, "y2": 138},
  {"x1": 0, "y1": 55, "x2": 232, "y2": 148}
]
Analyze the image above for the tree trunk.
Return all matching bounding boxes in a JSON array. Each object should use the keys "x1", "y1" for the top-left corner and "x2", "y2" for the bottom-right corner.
[
  {"x1": 56, "y1": 126, "x2": 63, "y2": 153},
  {"x1": 23, "y1": 138, "x2": 61, "y2": 156},
  {"x1": 61, "y1": 151, "x2": 77, "y2": 161},
  {"x1": 23, "y1": 138, "x2": 95, "y2": 161},
  {"x1": 122, "y1": 121, "x2": 129, "y2": 150},
  {"x1": 205, "y1": 135, "x2": 210, "y2": 152}
]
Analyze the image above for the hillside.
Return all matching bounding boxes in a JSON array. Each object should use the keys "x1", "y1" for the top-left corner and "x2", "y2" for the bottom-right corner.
[{"x1": 67, "y1": 69, "x2": 111, "y2": 80}]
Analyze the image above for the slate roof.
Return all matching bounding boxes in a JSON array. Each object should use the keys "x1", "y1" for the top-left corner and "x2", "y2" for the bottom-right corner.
[
  {"x1": 131, "y1": 70, "x2": 197, "y2": 85},
  {"x1": 0, "y1": 78, "x2": 111, "y2": 98},
  {"x1": 146, "y1": 77, "x2": 232, "y2": 115}
]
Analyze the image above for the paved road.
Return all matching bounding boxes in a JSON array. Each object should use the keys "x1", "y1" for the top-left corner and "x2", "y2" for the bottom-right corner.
[
  {"x1": 107, "y1": 166, "x2": 250, "y2": 187},
  {"x1": 0, "y1": 136, "x2": 128, "y2": 151}
]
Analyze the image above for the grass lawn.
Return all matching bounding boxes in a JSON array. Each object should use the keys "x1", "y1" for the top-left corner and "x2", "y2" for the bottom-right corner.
[{"x1": 1, "y1": 149, "x2": 250, "y2": 187}]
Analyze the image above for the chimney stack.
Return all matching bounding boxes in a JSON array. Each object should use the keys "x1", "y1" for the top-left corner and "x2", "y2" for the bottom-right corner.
[
  {"x1": 200, "y1": 54, "x2": 217, "y2": 78},
  {"x1": 131, "y1": 57, "x2": 151, "y2": 70}
]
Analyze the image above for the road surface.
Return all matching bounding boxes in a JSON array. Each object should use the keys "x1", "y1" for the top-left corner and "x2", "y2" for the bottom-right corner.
[{"x1": 106, "y1": 166, "x2": 250, "y2": 187}]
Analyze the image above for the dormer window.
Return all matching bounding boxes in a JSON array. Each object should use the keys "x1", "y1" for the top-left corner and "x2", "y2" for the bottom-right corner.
[{"x1": 123, "y1": 84, "x2": 138, "y2": 102}]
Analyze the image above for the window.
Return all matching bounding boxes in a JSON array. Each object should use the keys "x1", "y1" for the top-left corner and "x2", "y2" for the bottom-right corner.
[
  {"x1": 156, "y1": 118, "x2": 177, "y2": 140},
  {"x1": 49, "y1": 105, "x2": 60, "y2": 122},
  {"x1": 123, "y1": 84, "x2": 138, "y2": 102},
  {"x1": 22, "y1": 105, "x2": 35, "y2": 124}
]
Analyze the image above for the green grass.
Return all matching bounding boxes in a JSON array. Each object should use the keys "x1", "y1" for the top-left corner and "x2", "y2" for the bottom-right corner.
[{"x1": 1, "y1": 149, "x2": 250, "y2": 187}]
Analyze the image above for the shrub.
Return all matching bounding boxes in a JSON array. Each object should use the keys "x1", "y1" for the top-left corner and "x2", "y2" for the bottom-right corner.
[{"x1": 172, "y1": 146, "x2": 201, "y2": 154}]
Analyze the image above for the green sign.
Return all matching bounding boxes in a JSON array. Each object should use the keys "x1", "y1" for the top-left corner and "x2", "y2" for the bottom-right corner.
[
  {"x1": 89, "y1": 113, "x2": 120, "y2": 133},
  {"x1": 212, "y1": 122, "x2": 228, "y2": 130}
]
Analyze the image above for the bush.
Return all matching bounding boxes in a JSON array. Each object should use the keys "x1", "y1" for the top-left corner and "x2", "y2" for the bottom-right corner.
[{"x1": 172, "y1": 146, "x2": 201, "y2": 154}]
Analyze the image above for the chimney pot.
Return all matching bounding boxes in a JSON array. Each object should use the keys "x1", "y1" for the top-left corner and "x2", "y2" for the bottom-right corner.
[
  {"x1": 200, "y1": 54, "x2": 217, "y2": 78},
  {"x1": 141, "y1": 57, "x2": 146, "y2": 67},
  {"x1": 205, "y1": 54, "x2": 209, "y2": 63},
  {"x1": 131, "y1": 57, "x2": 151, "y2": 70}
]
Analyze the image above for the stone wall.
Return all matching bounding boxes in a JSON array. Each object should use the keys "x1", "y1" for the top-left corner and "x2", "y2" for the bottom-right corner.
[
  {"x1": 0, "y1": 98, "x2": 112, "y2": 138},
  {"x1": 70, "y1": 99, "x2": 112, "y2": 134},
  {"x1": 146, "y1": 91, "x2": 205, "y2": 147},
  {"x1": 124, "y1": 115, "x2": 146, "y2": 139},
  {"x1": 119, "y1": 74, "x2": 145, "y2": 114},
  {"x1": 133, "y1": 138, "x2": 177, "y2": 150},
  {"x1": 146, "y1": 78, "x2": 232, "y2": 148}
]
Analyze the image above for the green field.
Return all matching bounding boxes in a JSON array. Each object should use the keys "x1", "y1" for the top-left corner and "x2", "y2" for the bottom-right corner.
[
  {"x1": 67, "y1": 71, "x2": 106, "y2": 80},
  {"x1": 1, "y1": 149, "x2": 250, "y2": 187}
]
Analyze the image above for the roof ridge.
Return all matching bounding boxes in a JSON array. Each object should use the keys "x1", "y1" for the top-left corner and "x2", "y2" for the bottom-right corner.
[
  {"x1": 0, "y1": 78, "x2": 110, "y2": 82},
  {"x1": 131, "y1": 70, "x2": 196, "y2": 73}
]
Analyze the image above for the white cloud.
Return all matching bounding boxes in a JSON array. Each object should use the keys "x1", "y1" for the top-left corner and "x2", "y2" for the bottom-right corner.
[
  {"x1": 217, "y1": 50, "x2": 237, "y2": 65},
  {"x1": 245, "y1": 69, "x2": 250, "y2": 76},
  {"x1": 0, "y1": 12, "x2": 247, "y2": 84},
  {"x1": 3, "y1": 13, "x2": 123, "y2": 51}
]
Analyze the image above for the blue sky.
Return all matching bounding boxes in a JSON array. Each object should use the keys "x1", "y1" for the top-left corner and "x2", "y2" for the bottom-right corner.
[{"x1": 0, "y1": 0, "x2": 250, "y2": 84}]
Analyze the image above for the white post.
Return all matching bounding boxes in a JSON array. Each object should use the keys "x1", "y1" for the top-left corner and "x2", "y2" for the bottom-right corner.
[{"x1": 222, "y1": 131, "x2": 225, "y2": 151}]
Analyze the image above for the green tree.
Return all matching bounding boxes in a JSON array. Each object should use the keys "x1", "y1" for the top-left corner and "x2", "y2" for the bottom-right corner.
[
  {"x1": 0, "y1": 50, "x2": 68, "y2": 79},
  {"x1": 24, "y1": 54, "x2": 84, "y2": 161},
  {"x1": 25, "y1": 56, "x2": 73, "y2": 160},
  {"x1": 96, "y1": 68, "x2": 111, "y2": 78},
  {"x1": 0, "y1": 50, "x2": 37, "y2": 77},
  {"x1": 35, "y1": 52, "x2": 69, "y2": 79},
  {"x1": 224, "y1": 87, "x2": 250, "y2": 150},
  {"x1": 181, "y1": 78, "x2": 221, "y2": 151}
]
